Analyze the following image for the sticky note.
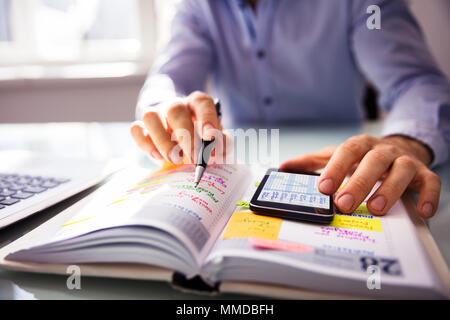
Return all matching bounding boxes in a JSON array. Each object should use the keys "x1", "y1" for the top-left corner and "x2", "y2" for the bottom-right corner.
[
  {"x1": 330, "y1": 215, "x2": 382, "y2": 232},
  {"x1": 249, "y1": 237, "x2": 314, "y2": 253},
  {"x1": 223, "y1": 211, "x2": 282, "y2": 240}
]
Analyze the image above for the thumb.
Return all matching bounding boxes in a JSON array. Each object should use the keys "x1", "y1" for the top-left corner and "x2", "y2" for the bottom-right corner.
[{"x1": 280, "y1": 146, "x2": 336, "y2": 172}]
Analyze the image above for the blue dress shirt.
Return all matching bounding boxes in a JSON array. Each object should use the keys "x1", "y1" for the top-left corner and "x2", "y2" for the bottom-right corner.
[{"x1": 137, "y1": 0, "x2": 450, "y2": 166}]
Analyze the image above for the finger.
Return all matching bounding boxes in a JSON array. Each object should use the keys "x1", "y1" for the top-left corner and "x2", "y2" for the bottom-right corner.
[
  {"x1": 130, "y1": 121, "x2": 163, "y2": 160},
  {"x1": 319, "y1": 135, "x2": 376, "y2": 195},
  {"x1": 142, "y1": 111, "x2": 181, "y2": 163},
  {"x1": 208, "y1": 130, "x2": 230, "y2": 164},
  {"x1": 335, "y1": 146, "x2": 396, "y2": 213},
  {"x1": 279, "y1": 146, "x2": 336, "y2": 173},
  {"x1": 414, "y1": 169, "x2": 441, "y2": 218},
  {"x1": 165, "y1": 102, "x2": 196, "y2": 163},
  {"x1": 187, "y1": 91, "x2": 220, "y2": 140},
  {"x1": 367, "y1": 155, "x2": 417, "y2": 215}
]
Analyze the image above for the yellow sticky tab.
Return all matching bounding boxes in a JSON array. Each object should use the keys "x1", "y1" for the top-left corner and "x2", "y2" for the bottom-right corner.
[
  {"x1": 353, "y1": 203, "x2": 370, "y2": 215},
  {"x1": 330, "y1": 215, "x2": 382, "y2": 232},
  {"x1": 223, "y1": 211, "x2": 282, "y2": 240},
  {"x1": 235, "y1": 200, "x2": 250, "y2": 209}
]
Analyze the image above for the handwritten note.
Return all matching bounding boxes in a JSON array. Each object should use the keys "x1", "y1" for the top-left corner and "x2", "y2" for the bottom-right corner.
[
  {"x1": 222, "y1": 211, "x2": 282, "y2": 240},
  {"x1": 330, "y1": 214, "x2": 382, "y2": 232},
  {"x1": 249, "y1": 237, "x2": 314, "y2": 253},
  {"x1": 164, "y1": 190, "x2": 213, "y2": 213},
  {"x1": 315, "y1": 227, "x2": 377, "y2": 243},
  {"x1": 189, "y1": 173, "x2": 228, "y2": 189}
]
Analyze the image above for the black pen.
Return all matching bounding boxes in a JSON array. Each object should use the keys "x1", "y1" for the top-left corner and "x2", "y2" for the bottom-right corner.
[{"x1": 194, "y1": 100, "x2": 222, "y2": 187}]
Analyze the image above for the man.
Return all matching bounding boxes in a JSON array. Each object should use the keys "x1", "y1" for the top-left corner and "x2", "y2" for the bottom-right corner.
[{"x1": 130, "y1": 0, "x2": 450, "y2": 219}]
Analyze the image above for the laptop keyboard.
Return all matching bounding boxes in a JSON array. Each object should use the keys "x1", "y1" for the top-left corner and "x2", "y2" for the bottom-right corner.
[{"x1": 0, "y1": 174, "x2": 70, "y2": 210}]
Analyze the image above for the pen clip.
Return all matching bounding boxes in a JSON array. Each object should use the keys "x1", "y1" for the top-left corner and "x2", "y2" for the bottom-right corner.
[{"x1": 214, "y1": 99, "x2": 222, "y2": 119}]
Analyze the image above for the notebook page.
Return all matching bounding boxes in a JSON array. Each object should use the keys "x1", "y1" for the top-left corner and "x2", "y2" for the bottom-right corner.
[
  {"x1": 9, "y1": 164, "x2": 250, "y2": 269},
  {"x1": 203, "y1": 173, "x2": 444, "y2": 297}
]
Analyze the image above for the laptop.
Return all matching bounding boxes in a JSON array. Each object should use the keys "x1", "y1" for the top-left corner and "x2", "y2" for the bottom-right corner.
[{"x1": 0, "y1": 151, "x2": 115, "y2": 229}]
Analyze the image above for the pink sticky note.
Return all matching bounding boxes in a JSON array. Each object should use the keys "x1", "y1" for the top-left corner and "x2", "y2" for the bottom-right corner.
[{"x1": 249, "y1": 237, "x2": 315, "y2": 253}]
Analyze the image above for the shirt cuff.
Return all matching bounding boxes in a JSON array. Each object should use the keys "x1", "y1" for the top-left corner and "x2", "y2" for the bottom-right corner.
[{"x1": 382, "y1": 119, "x2": 449, "y2": 167}]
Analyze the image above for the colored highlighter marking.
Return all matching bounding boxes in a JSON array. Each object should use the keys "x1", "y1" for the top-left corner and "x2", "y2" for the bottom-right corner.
[
  {"x1": 62, "y1": 216, "x2": 94, "y2": 227},
  {"x1": 110, "y1": 199, "x2": 126, "y2": 205}
]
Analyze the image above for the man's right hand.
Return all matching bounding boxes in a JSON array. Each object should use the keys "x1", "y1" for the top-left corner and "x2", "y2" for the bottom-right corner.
[{"x1": 130, "y1": 91, "x2": 222, "y2": 164}]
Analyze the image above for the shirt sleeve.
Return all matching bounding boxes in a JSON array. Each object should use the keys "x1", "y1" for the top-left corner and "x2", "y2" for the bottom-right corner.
[
  {"x1": 136, "y1": 0, "x2": 214, "y2": 120},
  {"x1": 350, "y1": 0, "x2": 450, "y2": 167}
]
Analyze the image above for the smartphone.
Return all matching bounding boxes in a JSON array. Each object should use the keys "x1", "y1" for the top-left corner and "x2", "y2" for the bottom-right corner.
[{"x1": 249, "y1": 168, "x2": 335, "y2": 224}]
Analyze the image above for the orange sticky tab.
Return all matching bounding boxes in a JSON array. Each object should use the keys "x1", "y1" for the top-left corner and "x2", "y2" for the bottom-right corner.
[
  {"x1": 249, "y1": 237, "x2": 315, "y2": 253},
  {"x1": 150, "y1": 162, "x2": 185, "y2": 177}
]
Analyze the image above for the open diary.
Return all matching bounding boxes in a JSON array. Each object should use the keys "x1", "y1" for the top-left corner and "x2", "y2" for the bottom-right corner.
[{"x1": 0, "y1": 163, "x2": 449, "y2": 299}]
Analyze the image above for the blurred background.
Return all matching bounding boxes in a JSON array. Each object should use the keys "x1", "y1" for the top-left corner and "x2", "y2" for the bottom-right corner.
[{"x1": 0, "y1": 0, "x2": 449, "y2": 123}]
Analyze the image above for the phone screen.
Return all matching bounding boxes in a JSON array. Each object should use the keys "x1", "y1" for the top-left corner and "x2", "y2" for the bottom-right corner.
[{"x1": 257, "y1": 171, "x2": 330, "y2": 210}]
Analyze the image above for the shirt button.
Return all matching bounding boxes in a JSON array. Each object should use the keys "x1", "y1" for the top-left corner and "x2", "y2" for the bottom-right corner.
[
  {"x1": 257, "y1": 50, "x2": 265, "y2": 59},
  {"x1": 264, "y1": 97, "x2": 273, "y2": 106}
]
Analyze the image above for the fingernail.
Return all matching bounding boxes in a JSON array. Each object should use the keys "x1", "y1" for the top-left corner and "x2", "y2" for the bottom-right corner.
[
  {"x1": 337, "y1": 194, "x2": 354, "y2": 212},
  {"x1": 422, "y1": 202, "x2": 434, "y2": 218},
  {"x1": 319, "y1": 179, "x2": 334, "y2": 194},
  {"x1": 151, "y1": 150, "x2": 162, "y2": 160},
  {"x1": 203, "y1": 123, "x2": 216, "y2": 140},
  {"x1": 370, "y1": 196, "x2": 386, "y2": 212}
]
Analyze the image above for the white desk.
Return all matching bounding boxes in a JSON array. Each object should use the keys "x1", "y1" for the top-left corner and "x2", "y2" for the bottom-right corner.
[{"x1": 0, "y1": 121, "x2": 449, "y2": 299}]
